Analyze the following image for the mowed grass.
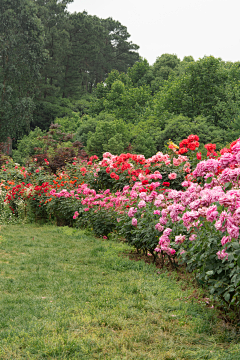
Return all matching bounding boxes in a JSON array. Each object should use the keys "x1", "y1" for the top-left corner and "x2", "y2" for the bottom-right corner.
[{"x1": 0, "y1": 225, "x2": 239, "y2": 359}]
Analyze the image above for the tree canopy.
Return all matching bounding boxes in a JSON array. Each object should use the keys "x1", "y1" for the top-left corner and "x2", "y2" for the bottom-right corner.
[
  {"x1": 2, "y1": 1, "x2": 240, "y2": 160},
  {"x1": 0, "y1": 0, "x2": 47, "y2": 141}
]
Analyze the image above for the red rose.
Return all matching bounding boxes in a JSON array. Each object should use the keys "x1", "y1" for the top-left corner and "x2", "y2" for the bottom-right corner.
[
  {"x1": 178, "y1": 147, "x2": 188, "y2": 154},
  {"x1": 204, "y1": 143, "x2": 216, "y2": 153},
  {"x1": 162, "y1": 182, "x2": 170, "y2": 187},
  {"x1": 179, "y1": 139, "x2": 189, "y2": 148},
  {"x1": 187, "y1": 143, "x2": 196, "y2": 151},
  {"x1": 188, "y1": 134, "x2": 199, "y2": 142}
]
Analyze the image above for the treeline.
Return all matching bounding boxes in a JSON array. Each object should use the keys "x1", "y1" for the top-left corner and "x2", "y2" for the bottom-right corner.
[
  {"x1": 2, "y1": 1, "x2": 240, "y2": 162},
  {"x1": 12, "y1": 53, "x2": 240, "y2": 164},
  {"x1": 80, "y1": 55, "x2": 240, "y2": 157},
  {"x1": 0, "y1": 0, "x2": 139, "y2": 141}
]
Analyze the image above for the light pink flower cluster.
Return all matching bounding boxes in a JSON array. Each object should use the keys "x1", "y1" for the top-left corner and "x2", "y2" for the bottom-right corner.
[
  {"x1": 128, "y1": 207, "x2": 137, "y2": 217},
  {"x1": 132, "y1": 218, "x2": 138, "y2": 226},
  {"x1": 192, "y1": 159, "x2": 219, "y2": 177},
  {"x1": 216, "y1": 249, "x2": 229, "y2": 260},
  {"x1": 168, "y1": 173, "x2": 177, "y2": 180},
  {"x1": 155, "y1": 228, "x2": 176, "y2": 255},
  {"x1": 175, "y1": 234, "x2": 186, "y2": 244}
]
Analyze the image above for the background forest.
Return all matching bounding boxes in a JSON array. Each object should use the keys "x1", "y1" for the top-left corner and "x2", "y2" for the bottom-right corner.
[{"x1": 1, "y1": 0, "x2": 240, "y2": 164}]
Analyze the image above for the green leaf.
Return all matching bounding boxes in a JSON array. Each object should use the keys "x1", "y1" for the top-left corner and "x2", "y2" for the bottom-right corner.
[
  {"x1": 237, "y1": 257, "x2": 240, "y2": 268},
  {"x1": 224, "y1": 182, "x2": 232, "y2": 190},
  {"x1": 232, "y1": 242, "x2": 240, "y2": 250},
  {"x1": 206, "y1": 270, "x2": 214, "y2": 276},
  {"x1": 224, "y1": 293, "x2": 230, "y2": 302}
]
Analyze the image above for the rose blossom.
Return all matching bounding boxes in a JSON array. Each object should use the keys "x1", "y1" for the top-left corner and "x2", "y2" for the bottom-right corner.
[
  {"x1": 132, "y1": 218, "x2": 138, "y2": 226},
  {"x1": 128, "y1": 207, "x2": 137, "y2": 217},
  {"x1": 217, "y1": 249, "x2": 228, "y2": 260},
  {"x1": 189, "y1": 234, "x2": 197, "y2": 241},
  {"x1": 168, "y1": 173, "x2": 177, "y2": 180},
  {"x1": 138, "y1": 200, "x2": 146, "y2": 208},
  {"x1": 163, "y1": 228, "x2": 172, "y2": 236},
  {"x1": 221, "y1": 236, "x2": 231, "y2": 246},
  {"x1": 175, "y1": 234, "x2": 186, "y2": 244}
]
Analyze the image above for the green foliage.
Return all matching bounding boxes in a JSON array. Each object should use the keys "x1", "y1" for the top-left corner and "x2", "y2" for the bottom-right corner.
[
  {"x1": 179, "y1": 221, "x2": 240, "y2": 311},
  {"x1": 127, "y1": 58, "x2": 154, "y2": 87},
  {"x1": 90, "y1": 70, "x2": 152, "y2": 123},
  {"x1": 54, "y1": 113, "x2": 82, "y2": 134},
  {"x1": 131, "y1": 132, "x2": 157, "y2": 159},
  {"x1": 74, "y1": 115, "x2": 98, "y2": 147},
  {"x1": 119, "y1": 203, "x2": 160, "y2": 256},
  {"x1": 46, "y1": 195, "x2": 80, "y2": 227},
  {"x1": 153, "y1": 56, "x2": 240, "y2": 130},
  {"x1": 78, "y1": 208, "x2": 117, "y2": 237},
  {"x1": 84, "y1": 54, "x2": 240, "y2": 159},
  {"x1": 12, "y1": 127, "x2": 45, "y2": 164},
  {"x1": 1, "y1": 0, "x2": 140, "y2": 139},
  {"x1": 0, "y1": 0, "x2": 47, "y2": 141},
  {"x1": 151, "y1": 53, "x2": 181, "y2": 91},
  {"x1": 35, "y1": 8, "x2": 139, "y2": 102},
  {"x1": 86, "y1": 118, "x2": 131, "y2": 157},
  {"x1": 32, "y1": 97, "x2": 79, "y2": 131}
]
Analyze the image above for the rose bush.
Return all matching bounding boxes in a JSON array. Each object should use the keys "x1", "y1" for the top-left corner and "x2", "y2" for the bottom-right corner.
[{"x1": 2, "y1": 134, "x2": 240, "y2": 316}]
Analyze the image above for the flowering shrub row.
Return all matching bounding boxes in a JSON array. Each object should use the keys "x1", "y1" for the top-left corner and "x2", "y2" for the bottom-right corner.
[{"x1": 1, "y1": 135, "x2": 240, "y2": 314}]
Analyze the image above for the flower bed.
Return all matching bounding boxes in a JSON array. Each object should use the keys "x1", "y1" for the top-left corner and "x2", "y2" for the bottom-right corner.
[{"x1": 1, "y1": 135, "x2": 240, "y2": 315}]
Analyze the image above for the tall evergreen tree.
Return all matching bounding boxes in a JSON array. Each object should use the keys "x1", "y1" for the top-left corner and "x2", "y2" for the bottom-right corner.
[{"x1": 0, "y1": 0, "x2": 46, "y2": 141}]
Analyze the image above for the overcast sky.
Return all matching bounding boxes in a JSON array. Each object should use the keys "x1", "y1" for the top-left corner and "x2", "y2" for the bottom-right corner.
[{"x1": 67, "y1": 0, "x2": 240, "y2": 65}]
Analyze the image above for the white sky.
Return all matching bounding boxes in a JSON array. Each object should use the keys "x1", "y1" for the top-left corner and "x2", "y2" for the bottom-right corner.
[{"x1": 67, "y1": 0, "x2": 240, "y2": 65}]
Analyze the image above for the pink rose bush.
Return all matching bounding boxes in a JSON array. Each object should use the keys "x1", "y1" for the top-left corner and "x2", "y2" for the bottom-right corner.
[{"x1": 71, "y1": 137, "x2": 240, "y2": 309}]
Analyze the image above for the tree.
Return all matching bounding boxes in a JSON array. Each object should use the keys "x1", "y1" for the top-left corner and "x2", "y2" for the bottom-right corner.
[
  {"x1": 132, "y1": 132, "x2": 157, "y2": 158},
  {"x1": 100, "y1": 17, "x2": 139, "y2": 75},
  {"x1": 0, "y1": 0, "x2": 47, "y2": 141},
  {"x1": 154, "y1": 56, "x2": 240, "y2": 129},
  {"x1": 31, "y1": 8, "x2": 140, "y2": 130},
  {"x1": 86, "y1": 119, "x2": 131, "y2": 157},
  {"x1": 127, "y1": 58, "x2": 154, "y2": 87},
  {"x1": 90, "y1": 70, "x2": 152, "y2": 123},
  {"x1": 152, "y1": 53, "x2": 180, "y2": 80},
  {"x1": 34, "y1": 0, "x2": 73, "y2": 99}
]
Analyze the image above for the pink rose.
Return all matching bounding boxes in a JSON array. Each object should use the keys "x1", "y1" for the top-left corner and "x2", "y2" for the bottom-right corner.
[
  {"x1": 168, "y1": 173, "x2": 177, "y2": 180},
  {"x1": 217, "y1": 249, "x2": 228, "y2": 260},
  {"x1": 132, "y1": 218, "x2": 137, "y2": 226},
  {"x1": 138, "y1": 200, "x2": 146, "y2": 208},
  {"x1": 175, "y1": 234, "x2": 186, "y2": 244},
  {"x1": 189, "y1": 234, "x2": 197, "y2": 241}
]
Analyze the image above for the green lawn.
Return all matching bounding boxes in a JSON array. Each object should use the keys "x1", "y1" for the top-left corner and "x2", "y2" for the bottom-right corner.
[{"x1": 0, "y1": 224, "x2": 239, "y2": 359}]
